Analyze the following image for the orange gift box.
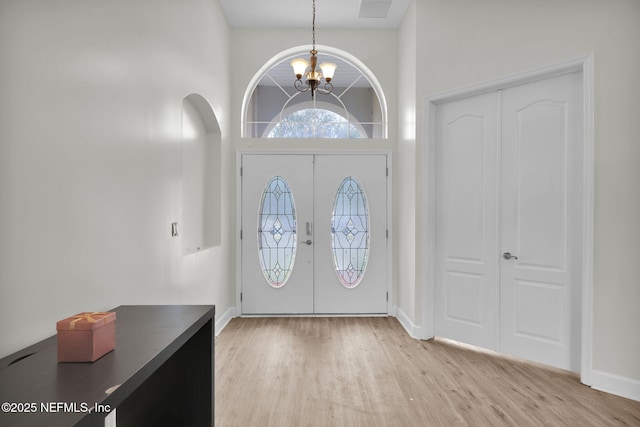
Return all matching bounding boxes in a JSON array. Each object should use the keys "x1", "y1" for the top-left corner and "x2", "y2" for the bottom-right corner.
[{"x1": 56, "y1": 311, "x2": 116, "y2": 362}]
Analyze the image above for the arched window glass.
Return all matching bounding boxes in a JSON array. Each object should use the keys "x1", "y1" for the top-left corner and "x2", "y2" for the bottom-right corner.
[
  {"x1": 242, "y1": 46, "x2": 387, "y2": 139},
  {"x1": 267, "y1": 108, "x2": 365, "y2": 139}
]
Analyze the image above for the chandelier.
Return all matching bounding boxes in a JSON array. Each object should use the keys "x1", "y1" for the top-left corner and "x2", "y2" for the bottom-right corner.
[{"x1": 290, "y1": 0, "x2": 336, "y2": 98}]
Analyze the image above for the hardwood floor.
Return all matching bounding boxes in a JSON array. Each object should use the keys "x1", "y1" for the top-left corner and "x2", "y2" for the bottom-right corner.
[{"x1": 215, "y1": 317, "x2": 640, "y2": 426}]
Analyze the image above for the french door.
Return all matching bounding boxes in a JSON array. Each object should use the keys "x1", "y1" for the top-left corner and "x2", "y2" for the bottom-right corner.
[
  {"x1": 434, "y1": 71, "x2": 583, "y2": 371},
  {"x1": 241, "y1": 154, "x2": 388, "y2": 315}
]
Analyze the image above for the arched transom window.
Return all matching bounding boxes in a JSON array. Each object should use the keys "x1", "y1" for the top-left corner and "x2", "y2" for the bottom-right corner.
[{"x1": 242, "y1": 46, "x2": 387, "y2": 139}]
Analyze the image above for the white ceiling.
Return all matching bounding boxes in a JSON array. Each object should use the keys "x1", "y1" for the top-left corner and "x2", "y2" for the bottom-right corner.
[{"x1": 219, "y1": 0, "x2": 411, "y2": 29}]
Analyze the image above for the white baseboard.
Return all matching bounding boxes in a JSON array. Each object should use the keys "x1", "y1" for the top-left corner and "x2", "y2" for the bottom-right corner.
[
  {"x1": 590, "y1": 369, "x2": 640, "y2": 402},
  {"x1": 394, "y1": 306, "x2": 422, "y2": 340},
  {"x1": 215, "y1": 306, "x2": 236, "y2": 336}
]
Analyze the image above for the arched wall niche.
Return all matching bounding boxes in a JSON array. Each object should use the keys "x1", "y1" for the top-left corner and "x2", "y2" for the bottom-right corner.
[
  {"x1": 241, "y1": 45, "x2": 388, "y2": 139},
  {"x1": 181, "y1": 93, "x2": 222, "y2": 254}
]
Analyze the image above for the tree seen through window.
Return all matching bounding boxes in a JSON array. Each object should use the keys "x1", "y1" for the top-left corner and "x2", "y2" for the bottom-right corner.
[{"x1": 268, "y1": 109, "x2": 364, "y2": 139}]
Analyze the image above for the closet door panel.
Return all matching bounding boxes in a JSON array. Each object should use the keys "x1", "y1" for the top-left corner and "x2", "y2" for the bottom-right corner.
[
  {"x1": 434, "y1": 92, "x2": 499, "y2": 350},
  {"x1": 499, "y1": 72, "x2": 582, "y2": 371}
]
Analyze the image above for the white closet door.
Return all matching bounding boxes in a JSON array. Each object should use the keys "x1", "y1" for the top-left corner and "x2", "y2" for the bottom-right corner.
[
  {"x1": 434, "y1": 92, "x2": 499, "y2": 350},
  {"x1": 434, "y1": 71, "x2": 583, "y2": 372},
  {"x1": 499, "y1": 72, "x2": 583, "y2": 371}
]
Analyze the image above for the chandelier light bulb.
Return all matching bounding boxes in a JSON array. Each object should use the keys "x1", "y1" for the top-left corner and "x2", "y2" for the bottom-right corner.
[
  {"x1": 319, "y1": 62, "x2": 337, "y2": 82},
  {"x1": 290, "y1": 58, "x2": 309, "y2": 79}
]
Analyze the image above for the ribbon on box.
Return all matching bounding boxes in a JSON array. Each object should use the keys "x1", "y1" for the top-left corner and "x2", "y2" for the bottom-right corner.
[{"x1": 69, "y1": 312, "x2": 111, "y2": 330}]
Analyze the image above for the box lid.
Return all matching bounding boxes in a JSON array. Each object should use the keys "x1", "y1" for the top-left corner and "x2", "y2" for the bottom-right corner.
[{"x1": 56, "y1": 312, "x2": 116, "y2": 331}]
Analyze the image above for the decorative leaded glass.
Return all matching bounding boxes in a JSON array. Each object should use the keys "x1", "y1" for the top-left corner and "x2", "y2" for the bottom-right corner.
[
  {"x1": 258, "y1": 176, "x2": 297, "y2": 287},
  {"x1": 331, "y1": 177, "x2": 370, "y2": 288}
]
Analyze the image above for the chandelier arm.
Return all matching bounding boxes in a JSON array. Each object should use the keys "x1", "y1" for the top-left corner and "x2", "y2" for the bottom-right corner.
[
  {"x1": 294, "y1": 79, "x2": 311, "y2": 93},
  {"x1": 315, "y1": 82, "x2": 334, "y2": 95}
]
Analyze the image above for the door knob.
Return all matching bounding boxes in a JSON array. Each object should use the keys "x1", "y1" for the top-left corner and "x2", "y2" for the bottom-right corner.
[
  {"x1": 301, "y1": 239, "x2": 312, "y2": 245},
  {"x1": 503, "y1": 252, "x2": 518, "y2": 260}
]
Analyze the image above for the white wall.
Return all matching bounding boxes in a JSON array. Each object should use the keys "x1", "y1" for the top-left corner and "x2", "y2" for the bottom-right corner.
[
  {"x1": 396, "y1": 0, "x2": 418, "y2": 328},
  {"x1": 0, "y1": 0, "x2": 234, "y2": 358},
  {"x1": 406, "y1": 0, "x2": 640, "y2": 386}
]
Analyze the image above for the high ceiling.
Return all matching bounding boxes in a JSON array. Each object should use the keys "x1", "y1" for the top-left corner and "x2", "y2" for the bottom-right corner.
[{"x1": 219, "y1": 0, "x2": 411, "y2": 29}]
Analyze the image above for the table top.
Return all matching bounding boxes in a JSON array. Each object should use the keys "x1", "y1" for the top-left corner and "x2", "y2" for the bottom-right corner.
[{"x1": 0, "y1": 305, "x2": 215, "y2": 426}]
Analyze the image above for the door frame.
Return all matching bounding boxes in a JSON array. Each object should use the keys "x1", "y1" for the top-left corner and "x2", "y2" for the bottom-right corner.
[
  {"x1": 420, "y1": 55, "x2": 594, "y2": 385},
  {"x1": 236, "y1": 149, "x2": 393, "y2": 316}
]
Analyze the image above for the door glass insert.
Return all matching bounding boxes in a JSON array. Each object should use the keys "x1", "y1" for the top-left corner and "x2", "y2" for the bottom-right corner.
[
  {"x1": 331, "y1": 177, "x2": 370, "y2": 288},
  {"x1": 258, "y1": 176, "x2": 297, "y2": 287}
]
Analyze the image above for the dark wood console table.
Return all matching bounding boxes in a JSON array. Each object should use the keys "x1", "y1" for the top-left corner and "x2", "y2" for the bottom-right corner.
[{"x1": 0, "y1": 305, "x2": 215, "y2": 426}]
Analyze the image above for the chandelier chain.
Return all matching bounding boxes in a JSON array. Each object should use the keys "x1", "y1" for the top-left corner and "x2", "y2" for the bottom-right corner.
[
  {"x1": 312, "y1": 0, "x2": 316, "y2": 50},
  {"x1": 292, "y1": 0, "x2": 334, "y2": 98}
]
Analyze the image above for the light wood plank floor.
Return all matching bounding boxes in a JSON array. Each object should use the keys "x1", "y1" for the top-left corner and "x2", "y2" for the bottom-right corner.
[{"x1": 215, "y1": 317, "x2": 640, "y2": 426}]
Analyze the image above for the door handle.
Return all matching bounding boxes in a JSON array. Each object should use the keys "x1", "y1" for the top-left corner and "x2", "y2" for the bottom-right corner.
[
  {"x1": 503, "y1": 252, "x2": 518, "y2": 260},
  {"x1": 301, "y1": 239, "x2": 312, "y2": 245}
]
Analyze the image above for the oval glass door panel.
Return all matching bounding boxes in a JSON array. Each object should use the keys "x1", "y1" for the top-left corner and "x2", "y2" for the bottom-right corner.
[
  {"x1": 331, "y1": 177, "x2": 370, "y2": 288},
  {"x1": 258, "y1": 176, "x2": 297, "y2": 287}
]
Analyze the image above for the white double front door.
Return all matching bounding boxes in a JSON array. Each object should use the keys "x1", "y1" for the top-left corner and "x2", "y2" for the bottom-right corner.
[
  {"x1": 241, "y1": 154, "x2": 388, "y2": 315},
  {"x1": 434, "y1": 71, "x2": 583, "y2": 371}
]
